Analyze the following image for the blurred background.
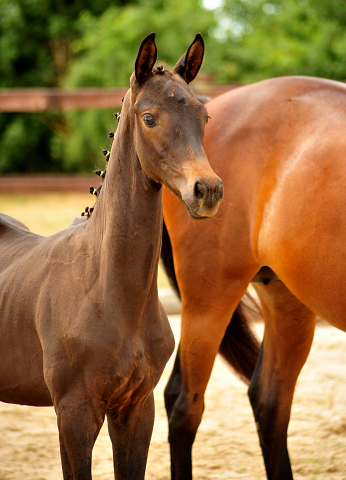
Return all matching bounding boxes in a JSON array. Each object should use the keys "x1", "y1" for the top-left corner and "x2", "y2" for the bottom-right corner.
[{"x1": 1, "y1": 0, "x2": 346, "y2": 175}]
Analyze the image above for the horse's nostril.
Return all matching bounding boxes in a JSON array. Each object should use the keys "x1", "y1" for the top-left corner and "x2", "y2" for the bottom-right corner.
[
  {"x1": 219, "y1": 183, "x2": 224, "y2": 200},
  {"x1": 195, "y1": 181, "x2": 206, "y2": 200}
]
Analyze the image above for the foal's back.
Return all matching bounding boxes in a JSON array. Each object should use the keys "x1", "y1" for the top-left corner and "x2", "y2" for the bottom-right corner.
[{"x1": 0, "y1": 214, "x2": 41, "y2": 270}]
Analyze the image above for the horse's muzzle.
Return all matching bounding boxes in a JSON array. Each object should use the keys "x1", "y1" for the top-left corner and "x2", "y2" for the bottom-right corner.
[{"x1": 186, "y1": 177, "x2": 224, "y2": 219}]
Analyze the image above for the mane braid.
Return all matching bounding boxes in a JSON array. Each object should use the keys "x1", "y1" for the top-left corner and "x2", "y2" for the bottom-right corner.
[{"x1": 78, "y1": 119, "x2": 116, "y2": 218}]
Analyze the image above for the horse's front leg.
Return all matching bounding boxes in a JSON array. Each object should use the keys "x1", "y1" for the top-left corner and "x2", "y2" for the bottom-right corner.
[
  {"x1": 54, "y1": 391, "x2": 107, "y2": 480},
  {"x1": 107, "y1": 392, "x2": 155, "y2": 480},
  {"x1": 249, "y1": 280, "x2": 316, "y2": 480}
]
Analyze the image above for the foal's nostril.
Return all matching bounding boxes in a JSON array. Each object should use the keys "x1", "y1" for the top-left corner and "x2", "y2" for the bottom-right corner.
[
  {"x1": 194, "y1": 179, "x2": 224, "y2": 205},
  {"x1": 195, "y1": 181, "x2": 207, "y2": 200}
]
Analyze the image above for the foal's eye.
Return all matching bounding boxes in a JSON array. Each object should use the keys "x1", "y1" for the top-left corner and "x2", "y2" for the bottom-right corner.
[
  {"x1": 143, "y1": 114, "x2": 156, "y2": 127},
  {"x1": 206, "y1": 115, "x2": 211, "y2": 124}
]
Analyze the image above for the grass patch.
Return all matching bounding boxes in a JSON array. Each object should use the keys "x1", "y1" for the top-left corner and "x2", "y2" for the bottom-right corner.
[{"x1": 0, "y1": 193, "x2": 90, "y2": 235}]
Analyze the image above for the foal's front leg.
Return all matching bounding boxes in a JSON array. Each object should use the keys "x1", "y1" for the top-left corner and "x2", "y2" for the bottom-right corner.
[
  {"x1": 55, "y1": 391, "x2": 107, "y2": 480},
  {"x1": 107, "y1": 393, "x2": 155, "y2": 480}
]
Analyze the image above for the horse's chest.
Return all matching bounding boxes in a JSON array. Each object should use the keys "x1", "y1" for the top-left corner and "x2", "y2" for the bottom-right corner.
[
  {"x1": 42, "y1": 302, "x2": 175, "y2": 410},
  {"x1": 107, "y1": 314, "x2": 174, "y2": 408}
]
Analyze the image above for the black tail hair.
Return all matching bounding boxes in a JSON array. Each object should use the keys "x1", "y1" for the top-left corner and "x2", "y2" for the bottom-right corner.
[
  {"x1": 161, "y1": 219, "x2": 181, "y2": 299},
  {"x1": 218, "y1": 293, "x2": 261, "y2": 384},
  {"x1": 161, "y1": 219, "x2": 261, "y2": 384}
]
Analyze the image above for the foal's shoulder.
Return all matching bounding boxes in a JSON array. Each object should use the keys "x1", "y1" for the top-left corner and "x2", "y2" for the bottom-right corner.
[{"x1": 0, "y1": 213, "x2": 30, "y2": 234}]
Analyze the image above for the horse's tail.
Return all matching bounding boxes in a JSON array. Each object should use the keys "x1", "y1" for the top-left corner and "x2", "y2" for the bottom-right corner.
[
  {"x1": 218, "y1": 293, "x2": 261, "y2": 384},
  {"x1": 161, "y1": 219, "x2": 261, "y2": 385},
  {"x1": 161, "y1": 220, "x2": 181, "y2": 299}
]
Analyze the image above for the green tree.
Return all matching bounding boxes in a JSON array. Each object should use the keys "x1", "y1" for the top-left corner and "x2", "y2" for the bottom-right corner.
[
  {"x1": 0, "y1": 0, "x2": 135, "y2": 173},
  {"x1": 208, "y1": 0, "x2": 346, "y2": 83}
]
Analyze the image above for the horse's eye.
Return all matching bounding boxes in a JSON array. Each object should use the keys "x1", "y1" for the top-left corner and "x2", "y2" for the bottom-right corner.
[
  {"x1": 206, "y1": 115, "x2": 211, "y2": 124},
  {"x1": 143, "y1": 114, "x2": 156, "y2": 127}
]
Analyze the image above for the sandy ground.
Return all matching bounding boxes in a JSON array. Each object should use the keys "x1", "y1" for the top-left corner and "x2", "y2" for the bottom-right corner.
[{"x1": 0, "y1": 316, "x2": 346, "y2": 480}]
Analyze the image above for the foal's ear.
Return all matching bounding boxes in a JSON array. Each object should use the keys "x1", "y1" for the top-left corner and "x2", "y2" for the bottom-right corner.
[
  {"x1": 135, "y1": 32, "x2": 157, "y2": 85},
  {"x1": 174, "y1": 34, "x2": 204, "y2": 84}
]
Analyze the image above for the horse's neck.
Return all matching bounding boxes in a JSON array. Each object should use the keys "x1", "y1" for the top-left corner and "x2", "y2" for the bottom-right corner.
[{"x1": 86, "y1": 109, "x2": 163, "y2": 304}]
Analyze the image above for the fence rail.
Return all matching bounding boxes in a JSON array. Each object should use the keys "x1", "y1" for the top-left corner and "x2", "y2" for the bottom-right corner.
[
  {"x1": 0, "y1": 88, "x2": 127, "y2": 112},
  {"x1": 0, "y1": 175, "x2": 95, "y2": 193},
  {"x1": 0, "y1": 84, "x2": 237, "y2": 112}
]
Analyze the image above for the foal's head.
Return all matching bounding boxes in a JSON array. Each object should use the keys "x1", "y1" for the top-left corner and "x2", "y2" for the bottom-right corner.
[{"x1": 128, "y1": 33, "x2": 223, "y2": 219}]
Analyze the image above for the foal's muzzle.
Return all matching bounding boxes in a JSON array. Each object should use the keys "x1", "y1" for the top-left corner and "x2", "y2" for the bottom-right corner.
[{"x1": 185, "y1": 176, "x2": 224, "y2": 219}]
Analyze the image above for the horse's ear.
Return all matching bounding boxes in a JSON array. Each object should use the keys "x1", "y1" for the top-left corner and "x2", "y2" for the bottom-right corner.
[
  {"x1": 174, "y1": 34, "x2": 204, "y2": 84},
  {"x1": 135, "y1": 33, "x2": 157, "y2": 85}
]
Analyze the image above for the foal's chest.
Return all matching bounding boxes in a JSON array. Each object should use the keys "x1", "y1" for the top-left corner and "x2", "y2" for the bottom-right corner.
[{"x1": 106, "y1": 307, "x2": 175, "y2": 409}]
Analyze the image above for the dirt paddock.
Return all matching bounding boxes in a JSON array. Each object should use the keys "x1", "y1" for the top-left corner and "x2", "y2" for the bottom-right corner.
[{"x1": 0, "y1": 317, "x2": 345, "y2": 480}]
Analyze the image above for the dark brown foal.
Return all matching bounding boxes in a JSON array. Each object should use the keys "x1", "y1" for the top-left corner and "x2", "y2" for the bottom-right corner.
[{"x1": 0, "y1": 33, "x2": 223, "y2": 479}]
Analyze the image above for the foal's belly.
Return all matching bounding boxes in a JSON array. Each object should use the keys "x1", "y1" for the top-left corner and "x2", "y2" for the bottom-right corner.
[
  {"x1": 0, "y1": 302, "x2": 52, "y2": 405},
  {"x1": 0, "y1": 343, "x2": 52, "y2": 407}
]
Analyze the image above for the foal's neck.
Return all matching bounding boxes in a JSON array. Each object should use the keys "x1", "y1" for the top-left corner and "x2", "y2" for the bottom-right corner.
[{"x1": 86, "y1": 97, "x2": 163, "y2": 303}]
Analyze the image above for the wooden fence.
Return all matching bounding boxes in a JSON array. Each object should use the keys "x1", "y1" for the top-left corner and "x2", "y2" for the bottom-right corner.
[
  {"x1": 0, "y1": 84, "x2": 237, "y2": 112},
  {"x1": 0, "y1": 175, "x2": 95, "y2": 193}
]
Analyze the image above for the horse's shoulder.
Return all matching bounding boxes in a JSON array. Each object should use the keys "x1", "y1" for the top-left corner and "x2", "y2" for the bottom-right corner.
[
  {"x1": 0, "y1": 214, "x2": 30, "y2": 235},
  {"x1": 0, "y1": 214, "x2": 39, "y2": 249}
]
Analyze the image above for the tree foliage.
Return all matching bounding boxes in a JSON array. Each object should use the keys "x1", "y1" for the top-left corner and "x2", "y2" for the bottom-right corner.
[
  {"x1": 209, "y1": 0, "x2": 346, "y2": 83},
  {"x1": 66, "y1": 0, "x2": 215, "y2": 88},
  {"x1": 0, "y1": 0, "x2": 135, "y2": 173}
]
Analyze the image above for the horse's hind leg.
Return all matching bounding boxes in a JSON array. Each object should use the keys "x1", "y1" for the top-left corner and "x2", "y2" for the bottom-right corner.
[
  {"x1": 164, "y1": 286, "x2": 250, "y2": 480},
  {"x1": 249, "y1": 280, "x2": 316, "y2": 480}
]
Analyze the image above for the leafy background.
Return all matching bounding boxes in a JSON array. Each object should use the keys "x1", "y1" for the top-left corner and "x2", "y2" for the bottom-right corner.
[{"x1": 1, "y1": 0, "x2": 346, "y2": 173}]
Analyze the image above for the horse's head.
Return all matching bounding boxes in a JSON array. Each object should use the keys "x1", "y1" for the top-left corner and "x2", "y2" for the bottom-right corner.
[{"x1": 129, "y1": 33, "x2": 223, "y2": 219}]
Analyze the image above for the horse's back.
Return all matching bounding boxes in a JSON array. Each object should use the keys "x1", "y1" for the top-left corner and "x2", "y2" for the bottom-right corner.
[
  {"x1": 208, "y1": 76, "x2": 346, "y2": 326},
  {"x1": 205, "y1": 76, "x2": 346, "y2": 161},
  {"x1": 163, "y1": 76, "x2": 346, "y2": 327},
  {"x1": 0, "y1": 213, "x2": 29, "y2": 231},
  {"x1": 0, "y1": 213, "x2": 43, "y2": 269}
]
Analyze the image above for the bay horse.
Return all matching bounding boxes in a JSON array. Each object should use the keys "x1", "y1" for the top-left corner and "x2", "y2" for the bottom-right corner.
[
  {"x1": 0, "y1": 33, "x2": 223, "y2": 479},
  {"x1": 161, "y1": 75, "x2": 346, "y2": 480}
]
